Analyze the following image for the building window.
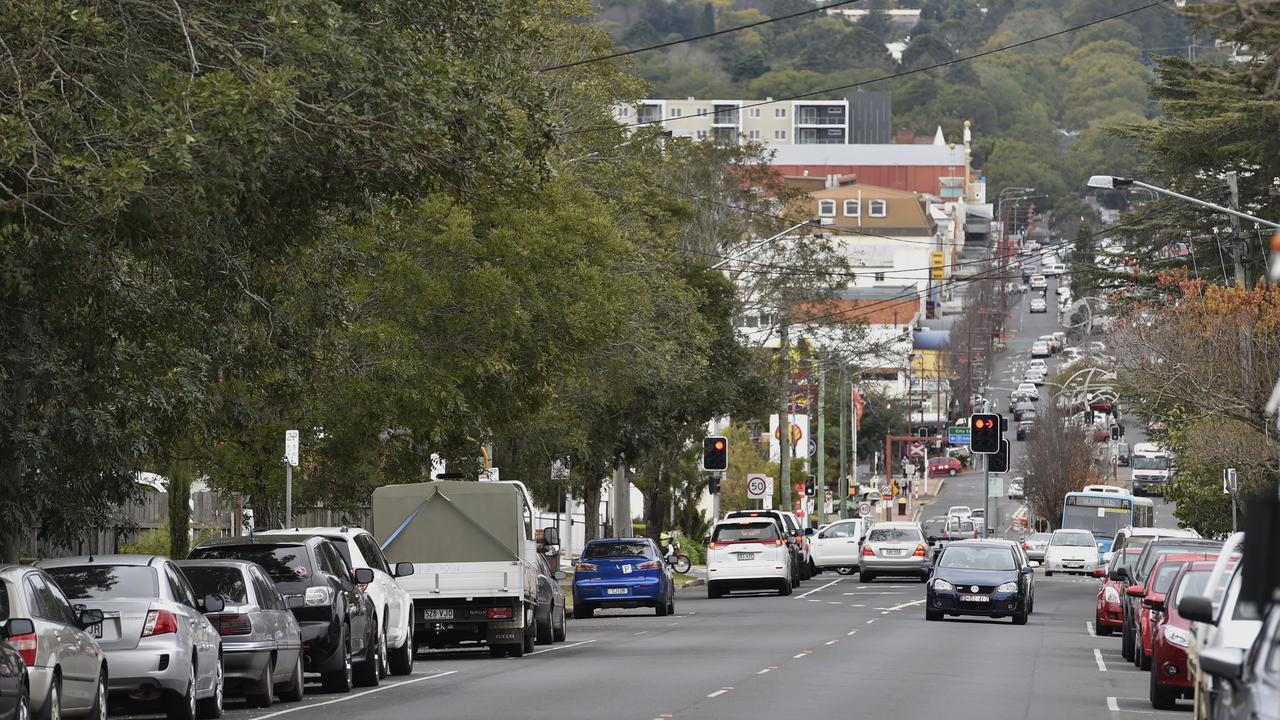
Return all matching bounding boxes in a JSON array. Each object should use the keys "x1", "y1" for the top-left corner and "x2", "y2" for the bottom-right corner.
[
  {"x1": 869, "y1": 200, "x2": 887, "y2": 217},
  {"x1": 775, "y1": 108, "x2": 787, "y2": 118},
  {"x1": 748, "y1": 129, "x2": 761, "y2": 139},
  {"x1": 696, "y1": 129, "x2": 707, "y2": 139},
  {"x1": 669, "y1": 107, "x2": 682, "y2": 118},
  {"x1": 774, "y1": 130, "x2": 787, "y2": 140},
  {"x1": 698, "y1": 107, "x2": 708, "y2": 117},
  {"x1": 843, "y1": 200, "x2": 860, "y2": 217},
  {"x1": 818, "y1": 200, "x2": 836, "y2": 217},
  {"x1": 618, "y1": 107, "x2": 630, "y2": 117},
  {"x1": 874, "y1": 272, "x2": 886, "y2": 282},
  {"x1": 749, "y1": 108, "x2": 761, "y2": 118}
]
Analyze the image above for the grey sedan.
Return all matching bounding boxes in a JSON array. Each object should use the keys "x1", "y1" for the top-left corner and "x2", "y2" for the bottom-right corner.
[
  {"x1": 1022, "y1": 532, "x2": 1051, "y2": 562},
  {"x1": 177, "y1": 560, "x2": 305, "y2": 707},
  {"x1": 40, "y1": 556, "x2": 225, "y2": 719},
  {"x1": 859, "y1": 522, "x2": 930, "y2": 582}
]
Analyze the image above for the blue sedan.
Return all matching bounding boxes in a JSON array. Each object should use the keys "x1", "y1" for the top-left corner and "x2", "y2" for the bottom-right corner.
[
  {"x1": 573, "y1": 538, "x2": 675, "y2": 618},
  {"x1": 926, "y1": 540, "x2": 1034, "y2": 624}
]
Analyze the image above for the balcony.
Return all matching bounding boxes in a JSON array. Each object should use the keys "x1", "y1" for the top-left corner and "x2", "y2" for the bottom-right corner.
[
  {"x1": 795, "y1": 106, "x2": 846, "y2": 125},
  {"x1": 796, "y1": 127, "x2": 847, "y2": 144},
  {"x1": 712, "y1": 127, "x2": 739, "y2": 146},
  {"x1": 637, "y1": 105, "x2": 662, "y2": 124},
  {"x1": 712, "y1": 104, "x2": 740, "y2": 126}
]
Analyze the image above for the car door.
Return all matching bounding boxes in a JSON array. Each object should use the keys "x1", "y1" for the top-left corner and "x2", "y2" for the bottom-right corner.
[
  {"x1": 40, "y1": 572, "x2": 100, "y2": 705},
  {"x1": 251, "y1": 567, "x2": 299, "y2": 679},
  {"x1": 25, "y1": 572, "x2": 93, "y2": 707},
  {"x1": 356, "y1": 533, "x2": 403, "y2": 637},
  {"x1": 163, "y1": 563, "x2": 218, "y2": 696},
  {"x1": 319, "y1": 543, "x2": 367, "y2": 655}
]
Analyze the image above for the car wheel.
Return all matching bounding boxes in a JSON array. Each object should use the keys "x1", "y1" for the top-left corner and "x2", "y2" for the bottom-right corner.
[
  {"x1": 1044, "y1": 570, "x2": 1053, "y2": 577},
  {"x1": 778, "y1": 578, "x2": 792, "y2": 596},
  {"x1": 925, "y1": 608, "x2": 942, "y2": 621},
  {"x1": 1096, "y1": 618, "x2": 1113, "y2": 637},
  {"x1": 41, "y1": 672, "x2": 62, "y2": 720},
  {"x1": 321, "y1": 626, "x2": 354, "y2": 693},
  {"x1": 246, "y1": 657, "x2": 274, "y2": 709},
  {"x1": 388, "y1": 620, "x2": 415, "y2": 676},
  {"x1": 919, "y1": 572, "x2": 929, "y2": 583},
  {"x1": 354, "y1": 624, "x2": 381, "y2": 687},
  {"x1": 573, "y1": 604, "x2": 594, "y2": 619},
  {"x1": 1013, "y1": 607, "x2": 1028, "y2": 625},
  {"x1": 552, "y1": 606, "x2": 567, "y2": 642},
  {"x1": 655, "y1": 598, "x2": 669, "y2": 617},
  {"x1": 862, "y1": 572, "x2": 875, "y2": 583},
  {"x1": 1121, "y1": 616, "x2": 1135, "y2": 661},
  {"x1": 707, "y1": 584, "x2": 723, "y2": 599},
  {"x1": 667, "y1": 596, "x2": 675, "y2": 616},
  {"x1": 536, "y1": 608, "x2": 554, "y2": 643},
  {"x1": 15, "y1": 677, "x2": 29, "y2": 720},
  {"x1": 1150, "y1": 658, "x2": 1177, "y2": 710},
  {"x1": 279, "y1": 655, "x2": 305, "y2": 702},
  {"x1": 377, "y1": 620, "x2": 390, "y2": 678},
  {"x1": 164, "y1": 665, "x2": 195, "y2": 720},
  {"x1": 87, "y1": 669, "x2": 106, "y2": 720},
  {"x1": 948, "y1": 468, "x2": 957, "y2": 477},
  {"x1": 836, "y1": 567, "x2": 855, "y2": 575},
  {"x1": 196, "y1": 655, "x2": 223, "y2": 719},
  {"x1": 1138, "y1": 639, "x2": 1151, "y2": 670}
]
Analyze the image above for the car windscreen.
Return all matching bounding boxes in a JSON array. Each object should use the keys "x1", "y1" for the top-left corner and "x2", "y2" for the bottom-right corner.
[
  {"x1": 867, "y1": 528, "x2": 922, "y2": 543},
  {"x1": 1137, "y1": 543, "x2": 1221, "y2": 582},
  {"x1": 181, "y1": 566, "x2": 249, "y2": 604},
  {"x1": 1051, "y1": 532, "x2": 1094, "y2": 547},
  {"x1": 582, "y1": 541, "x2": 653, "y2": 559},
  {"x1": 939, "y1": 546, "x2": 1017, "y2": 571},
  {"x1": 713, "y1": 523, "x2": 779, "y2": 543},
  {"x1": 1151, "y1": 561, "x2": 1186, "y2": 594},
  {"x1": 45, "y1": 565, "x2": 159, "y2": 600},
  {"x1": 190, "y1": 545, "x2": 313, "y2": 589}
]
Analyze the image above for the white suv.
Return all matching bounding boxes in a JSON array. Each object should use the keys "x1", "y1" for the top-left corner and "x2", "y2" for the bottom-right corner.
[
  {"x1": 706, "y1": 518, "x2": 793, "y2": 598},
  {"x1": 260, "y1": 527, "x2": 416, "y2": 676}
]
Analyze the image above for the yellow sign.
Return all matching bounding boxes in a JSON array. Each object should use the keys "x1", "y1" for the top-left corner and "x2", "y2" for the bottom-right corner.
[{"x1": 930, "y1": 251, "x2": 946, "y2": 280}]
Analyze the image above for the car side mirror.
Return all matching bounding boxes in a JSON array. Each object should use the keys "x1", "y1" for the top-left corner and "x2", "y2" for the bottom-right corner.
[
  {"x1": 1199, "y1": 647, "x2": 1245, "y2": 683},
  {"x1": 702, "y1": 536, "x2": 711, "y2": 546},
  {"x1": 1142, "y1": 597, "x2": 1165, "y2": 611},
  {"x1": 1125, "y1": 585, "x2": 1145, "y2": 598},
  {"x1": 1178, "y1": 595, "x2": 1217, "y2": 625},
  {"x1": 804, "y1": 528, "x2": 815, "y2": 537},
  {"x1": 1092, "y1": 568, "x2": 1106, "y2": 578},
  {"x1": 353, "y1": 567, "x2": 376, "y2": 585},
  {"x1": 1, "y1": 618, "x2": 34, "y2": 639},
  {"x1": 1108, "y1": 568, "x2": 1127, "y2": 582},
  {"x1": 285, "y1": 595, "x2": 306, "y2": 610},
  {"x1": 553, "y1": 571, "x2": 567, "y2": 581},
  {"x1": 541, "y1": 527, "x2": 560, "y2": 547},
  {"x1": 1022, "y1": 565, "x2": 1034, "y2": 574},
  {"x1": 200, "y1": 594, "x2": 225, "y2": 613},
  {"x1": 394, "y1": 562, "x2": 415, "y2": 578},
  {"x1": 77, "y1": 609, "x2": 104, "y2": 629}
]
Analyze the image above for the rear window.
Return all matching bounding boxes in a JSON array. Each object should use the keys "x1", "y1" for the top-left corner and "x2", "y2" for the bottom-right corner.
[
  {"x1": 947, "y1": 520, "x2": 975, "y2": 533},
  {"x1": 867, "y1": 527, "x2": 922, "y2": 543},
  {"x1": 1028, "y1": 533, "x2": 1050, "y2": 542},
  {"x1": 45, "y1": 565, "x2": 159, "y2": 601},
  {"x1": 582, "y1": 541, "x2": 653, "y2": 559},
  {"x1": 714, "y1": 523, "x2": 780, "y2": 543},
  {"x1": 1051, "y1": 531, "x2": 1094, "y2": 547},
  {"x1": 939, "y1": 546, "x2": 1017, "y2": 571},
  {"x1": 181, "y1": 566, "x2": 249, "y2": 604},
  {"x1": 190, "y1": 545, "x2": 312, "y2": 586}
]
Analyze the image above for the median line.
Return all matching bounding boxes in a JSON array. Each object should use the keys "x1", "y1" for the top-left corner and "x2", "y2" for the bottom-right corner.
[
  {"x1": 253, "y1": 671, "x2": 460, "y2": 719},
  {"x1": 707, "y1": 686, "x2": 733, "y2": 698},
  {"x1": 795, "y1": 578, "x2": 844, "y2": 599},
  {"x1": 1094, "y1": 648, "x2": 1107, "y2": 672}
]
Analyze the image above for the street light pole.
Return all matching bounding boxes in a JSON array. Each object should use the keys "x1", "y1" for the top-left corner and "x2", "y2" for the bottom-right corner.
[{"x1": 1087, "y1": 175, "x2": 1280, "y2": 231}]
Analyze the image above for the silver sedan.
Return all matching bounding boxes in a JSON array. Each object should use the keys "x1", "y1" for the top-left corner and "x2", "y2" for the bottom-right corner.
[{"x1": 859, "y1": 522, "x2": 930, "y2": 582}]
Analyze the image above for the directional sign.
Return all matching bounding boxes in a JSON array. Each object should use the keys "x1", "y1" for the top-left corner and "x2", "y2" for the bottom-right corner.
[
  {"x1": 948, "y1": 426, "x2": 972, "y2": 444},
  {"x1": 284, "y1": 430, "x2": 299, "y2": 467},
  {"x1": 747, "y1": 473, "x2": 773, "y2": 500}
]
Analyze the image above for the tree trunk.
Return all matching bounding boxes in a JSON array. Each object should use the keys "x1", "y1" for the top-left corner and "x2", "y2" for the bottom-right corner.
[
  {"x1": 0, "y1": 365, "x2": 30, "y2": 564},
  {"x1": 582, "y1": 467, "x2": 602, "y2": 543},
  {"x1": 168, "y1": 460, "x2": 193, "y2": 559}
]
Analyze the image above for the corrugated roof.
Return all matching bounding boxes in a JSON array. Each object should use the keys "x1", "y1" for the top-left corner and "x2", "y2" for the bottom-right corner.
[{"x1": 770, "y1": 144, "x2": 967, "y2": 166}]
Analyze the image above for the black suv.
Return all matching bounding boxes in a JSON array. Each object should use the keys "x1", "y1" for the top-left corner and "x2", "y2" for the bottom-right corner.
[
  {"x1": 189, "y1": 535, "x2": 379, "y2": 692},
  {"x1": 1111, "y1": 537, "x2": 1221, "y2": 663}
]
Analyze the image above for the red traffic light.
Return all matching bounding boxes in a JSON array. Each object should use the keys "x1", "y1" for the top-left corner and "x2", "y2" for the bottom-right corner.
[{"x1": 969, "y1": 412, "x2": 1003, "y2": 454}]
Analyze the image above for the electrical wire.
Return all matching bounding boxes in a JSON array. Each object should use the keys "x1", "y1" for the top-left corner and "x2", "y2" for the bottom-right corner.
[{"x1": 568, "y1": 0, "x2": 1168, "y2": 136}]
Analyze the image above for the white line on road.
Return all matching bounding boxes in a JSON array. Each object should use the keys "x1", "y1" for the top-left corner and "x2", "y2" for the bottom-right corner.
[
  {"x1": 1107, "y1": 697, "x2": 1120, "y2": 712},
  {"x1": 530, "y1": 639, "x2": 599, "y2": 656},
  {"x1": 707, "y1": 687, "x2": 733, "y2": 698},
  {"x1": 1094, "y1": 648, "x2": 1108, "y2": 672},
  {"x1": 824, "y1": 640, "x2": 838, "y2": 645},
  {"x1": 792, "y1": 651, "x2": 810, "y2": 659},
  {"x1": 1086, "y1": 621, "x2": 1096, "y2": 637},
  {"x1": 847, "y1": 630, "x2": 858, "y2": 636},
  {"x1": 850, "y1": 604, "x2": 865, "y2": 607},
  {"x1": 883, "y1": 599, "x2": 926, "y2": 612},
  {"x1": 756, "y1": 668, "x2": 773, "y2": 675},
  {"x1": 828, "y1": 601, "x2": 842, "y2": 605},
  {"x1": 633, "y1": 631, "x2": 649, "y2": 636},
  {"x1": 795, "y1": 578, "x2": 843, "y2": 599},
  {"x1": 866, "y1": 619, "x2": 876, "y2": 624},
  {"x1": 253, "y1": 671, "x2": 460, "y2": 719}
]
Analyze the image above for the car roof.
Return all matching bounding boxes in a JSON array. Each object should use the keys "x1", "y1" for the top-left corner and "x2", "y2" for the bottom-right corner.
[
  {"x1": 259, "y1": 526, "x2": 370, "y2": 538},
  {"x1": 1123, "y1": 527, "x2": 1199, "y2": 538},
  {"x1": 869, "y1": 522, "x2": 921, "y2": 529},
  {"x1": 37, "y1": 554, "x2": 161, "y2": 568},
  {"x1": 947, "y1": 540, "x2": 1015, "y2": 549},
  {"x1": 585, "y1": 537, "x2": 651, "y2": 543},
  {"x1": 175, "y1": 558, "x2": 259, "y2": 571},
  {"x1": 194, "y1": 535, "x2": 317, "y2": 549}
]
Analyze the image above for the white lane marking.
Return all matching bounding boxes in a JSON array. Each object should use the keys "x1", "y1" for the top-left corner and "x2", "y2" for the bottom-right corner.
[
  {"x1": 253, "y1": 671, "x2": 459, "y2": 719},
  {"x1": 842, "y1": 591, "x2": 903, "y2": 596},
  {"x1": 866, "y1": 619, "x2": 876, "y2": 624},
  {"x1": 634, "y1": 631, "x2": 649, "y2": 636},
  {"x1": 796, "y1": 578, "x2": 843, "y2": 599},
  {"x1": 530, "y1": 638, "x2": 599, "y2": 656},
  {"x1": 1094, "y1": 648, "x2": 1107, "y2": 672},
  {"x1": 850, "y1": 604, "x2": 865, "y2": 607},
  {"x1": 1086, "y1": 621, "x2": 1096, "y2": 637},
  {"x1": 884, "y1": 599, "x2": 926, "y2": 612},
  {"x1": 808, "y1": 599, "x2": 821, "y2": 603},
  {"x1": 792, "y1": 651, "x2": 810, "y2": 659},
  {"x1": 847, "y1": 630, "x2": 858, "y2": 636},
  {"x1": 1107, "y1": 697, "x2": 1119, "y2": 712},
  {"x1": 828, "y1": 601, "x2": 842, "y2": 605},
  {"x1": 707, "y1": 687, "x2": 733, "y2": 698},
  {"x1": 825, "y1": 640, "x2": 838, "y2": 645},
  {"x1": 756, "y1": 667, "x2": 773, "y2": 675}
]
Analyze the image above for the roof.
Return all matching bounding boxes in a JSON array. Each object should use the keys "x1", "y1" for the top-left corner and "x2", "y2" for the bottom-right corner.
[
  {"x1": 802, "y1": 290, "x2": 920, "y2": 327},
  {"x1": 174, "y1": 558, "x2": 260, "y2": 570},
  {"x1": 770, "y1": 144, "x2": 967, "y2": 167},
  {"x1": 1124, "y1": 527, "x2": 1199, "y2": 538},
  {"x1": 37, "y1": 554, "x2": 159, "y2": 568},
  {"x1": 259, "y1": 527, "x2": 370, "y2": 538},
  {"x1": 195, "y1": 535, "x2": 315, "y2": 548}
]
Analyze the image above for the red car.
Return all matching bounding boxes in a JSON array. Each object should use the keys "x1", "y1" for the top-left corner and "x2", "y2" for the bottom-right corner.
[
  {"x1": 1149, "y1": 561, "x2": 1216, "y2": 709},
  {"x1": 1130, "y1": 553, "x2": 1218, "y2": 670},
  {"x1": 927, "y1": 456, "x2": 962, "y2": 476},
  {"x1": 1094, "y1": 547, "x2": 1142, "y2": 635}
]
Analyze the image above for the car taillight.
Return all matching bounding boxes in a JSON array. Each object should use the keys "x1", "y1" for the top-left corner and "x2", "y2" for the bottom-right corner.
[
  {"x1": 9, "y1": 632, "x2": 35, "y2": 666},
  {"x1": 212, "y1": 613, "x2": 252, "y2": 636},
  {"x1": 1023, "y1": 543, "x2": 1030, "y2": 550},
  {"x1": 142, "y1": 609, "x2": 178, "y2": 637},
  {"x1": 771, "y1": 539, "x2": 783, "y2": 547},
  {"x1": 863, "y1": 546, "x2": 874, "y2": 557},
  {"x1": 488, "y1": 607, "x2": 513, "y2": 620},
  {"x1": 913, "y1": 544, "x2": 926, "y2": 557},
  {"x1": 637, "y1": 561, "x2": 662, "y2": 570},
  {"x1": 575, "y1": 563, "x2": 598, "y2": 572},
  {"x1": 708, "y1": 542, "x2": 727, "y2": 549}
]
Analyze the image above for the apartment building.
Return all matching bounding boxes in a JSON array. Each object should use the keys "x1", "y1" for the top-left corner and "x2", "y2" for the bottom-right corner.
[{"x1": 617, "y1": 98, "x2": 852, "y2": 144}]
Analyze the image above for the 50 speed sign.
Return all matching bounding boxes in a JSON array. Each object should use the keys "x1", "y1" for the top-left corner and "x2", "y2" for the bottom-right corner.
[{"x1": 746, "y1": 473, "x2": 772, "y2": 500}]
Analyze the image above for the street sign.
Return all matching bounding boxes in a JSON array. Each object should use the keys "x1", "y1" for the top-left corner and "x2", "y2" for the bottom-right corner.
[
  {"x1": 908, "y1": 442, "x2": 926, "y2": 457},
  {"x1": 807, "y1": 439, "x2": 817, "y2": 457},
  {"x1": 747, "y1": 473, "x2": 772, "y2": 500},
  {"x1": 948, "y1": 426, "x2": 972, "y2": 444},
  {"x1": 987, "y1": 475, "x2": 1004, "y2": 498},
  {"x1": 930, "y1": 251, "x2": 945, "y2": 280},
  {"x1": 284, "y1": 430, "x2": 299, "y2": 467},
  {"x1": 1223, "y1": 468, "x2": 1237, "y2": 494},
  {"x1": 858, "y1": 501, "x2": 872, "y2": 517},
  {"x1": 880, "y1": 484, "x2": 891, "y2": 495}
]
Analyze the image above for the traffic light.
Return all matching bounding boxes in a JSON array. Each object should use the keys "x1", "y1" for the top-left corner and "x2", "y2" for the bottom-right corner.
[
  {"x1": 988, "y1": 440, "x2": 1010, "y2": 473},
  {"x1": 970, "y1": 412, "x2": 1002, "y2": 453},
  {"x1": 1110, "y1": 424, "x2": 1120, "y2": 441},
  {"x1": 708, "y1": 474, "x2": 721, "y2": 494},
  {"x1": 702, "y1": 436, "x2": 728, "y2": 471},
  {"x1": 805, "y1": 475, "x2": 816, "y2": 497}
]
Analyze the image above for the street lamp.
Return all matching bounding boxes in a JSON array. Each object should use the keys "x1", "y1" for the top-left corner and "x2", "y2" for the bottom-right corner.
[{"x1": 1086, "y1": 175, "x2": 1279, "y2": 230}]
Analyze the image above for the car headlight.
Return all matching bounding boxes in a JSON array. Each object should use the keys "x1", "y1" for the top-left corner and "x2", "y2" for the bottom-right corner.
[
  {"x1": 1163, "y1": 625, "x2": 1191, "y2": 648},
  {"x1": 996, "y1": 582, "x2": 1018, "y2": 593},
  {"x1": 932, "y1": 579, "x2": 954, "y2": 591},
  {"x1": 1104, "y1": 586, "x2": 1120, "y2": 603}
]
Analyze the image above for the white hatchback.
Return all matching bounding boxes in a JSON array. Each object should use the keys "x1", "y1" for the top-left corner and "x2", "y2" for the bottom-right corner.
[
  {"x1": 1031, "y1": 341, "x2": 1051, "y2": 358},
  {"x1": 1043, "y1": 529, "x2": 1100, "y2": 576},
  {"x1": 706, "y1": 519, "x2": 792, "y2": 598}
]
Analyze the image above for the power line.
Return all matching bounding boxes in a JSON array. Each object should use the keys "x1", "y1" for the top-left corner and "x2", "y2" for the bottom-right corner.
[
  {"x1": 539, "y1": 0, "x2": 865, "y2": 72},
  {"x1": 569, "y1": 0, "x2": 1168, "y2": 136}
]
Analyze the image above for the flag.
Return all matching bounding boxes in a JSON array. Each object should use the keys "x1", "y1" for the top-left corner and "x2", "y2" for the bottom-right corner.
[{"x1": 852, "y1": 386, "x2": 865, "y2": 431}]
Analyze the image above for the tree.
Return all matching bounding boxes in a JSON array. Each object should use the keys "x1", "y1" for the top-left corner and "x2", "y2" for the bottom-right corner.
[
  {"x1": 856, "y1": 9, "x2": 895, "y2": 41},
  {"x1": 1022, "y1": 402, "x2": 1102, "y2": 528}
]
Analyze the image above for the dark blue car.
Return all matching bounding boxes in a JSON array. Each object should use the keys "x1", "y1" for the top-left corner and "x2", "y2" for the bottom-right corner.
[
  {"x1": 926, "y1": 540, "x2": 1034, "y2": 624},
  {"x1": 573, "y1": 538, "x2": 674, "y2": 619}
]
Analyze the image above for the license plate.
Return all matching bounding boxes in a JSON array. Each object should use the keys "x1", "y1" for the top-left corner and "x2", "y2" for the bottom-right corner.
[
  {"x1": 960, "y1": 595, "x2": 989, "y2": 602},
  {"x1": 883, "y1": 549, "x2": 905, "y2": 556},
  {"x1": 422, "y1": 609, "x2": 454, "y2": 620},
  {"x1": 606, "y1": 588, "x2": 629, "y2": 595},
  {"x1": 734, "y1": 553, "x2": 756, "y2": 561},
  {"x1": 88, "y1": 623, "x2": 102, "y2": 639},
  {"x1": 1064, "y1": 562, "x2": 1083, "y2": 568}
]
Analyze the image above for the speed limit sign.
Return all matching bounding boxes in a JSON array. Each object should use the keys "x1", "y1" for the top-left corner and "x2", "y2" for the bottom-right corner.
[{"x1": 747, "y1": 473, "x2": 772, "y2": 500}]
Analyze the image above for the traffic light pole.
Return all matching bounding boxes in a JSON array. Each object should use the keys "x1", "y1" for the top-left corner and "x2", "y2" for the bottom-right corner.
[
  {"x1": 815, "y1": 364, "x2": 826, "y2": 529},
  {"x1": 983, "y1": 454, "x2": 990, "y2": 537}
]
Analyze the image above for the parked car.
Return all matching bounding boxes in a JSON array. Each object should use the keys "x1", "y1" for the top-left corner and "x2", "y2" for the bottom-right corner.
[
  {"x1": 1134, "y1": 554, "x2": 1219, "y2": 671},
  {"x1": 1038, "y1": 334, "x2": 1060, "y2": 353},
  {"x1": 0, "y1": 618, "x2": 32, "y2": 720},
  {"x1": 927, "y1": 456, "x2": 962, "y2": 477},
  {"x1": 859, "y1": 522, "x2": 929, "y2": 583},
  {"x1": 1149, "y1": 561, "x2": 1216, "y2": 709},
  {"x1": 533, "y1": 555, "x2": 568, "y2": 642},
  {"x1": 1093, "y1": 547, "x2": 1142, "y2": 636},
  {"x1": 925, "y1": 540, "x2": 1033, "y2": 624},
  {"x1": 40, "y1": 555, "x2": 225, "y2": 719},
  {"x1": 1007, "y1": 479, "x2": 1024, "y2": 500},
  {"x1": 809, "y1": 518, "x2": 866, "y2": 575},
  {"x1": 573, "y1": 538, "x2": 672, "y2": 617},
  {"x1": 1031, "y1": 341, "x2": 1051, "y2": 358},
  {"x1": 1043, "y1": 529, "x2": 1100, "y2": 576},
  {"x1": 1053, "y1": 331, "x2": 1067, "y2": 349},
  {"x1": 1196, "y1": 596, "x2": 1279, "y2": 720},
  {"x1": 257, "y1": 526, "x2": 416, "y2": 677},
  {"x1": 176, "y1": 559, "x2": 305, "y2": 707},
  {"x1": 1022, "y1": 532, "x2": 1051, "y2": 563},
  {"x1": 1029, "y1": 297, "x2": 1047, "y2": 313},
  {"x1": 188, "y1": 536, "x2": 379, "y2": 691},
  {"x1": 706, "y1": 519, "x2": 793, "y2": 597},
  {"x1": 1179, "y1": 543, "x2": 1262, "y2": 719},
  {"x1": 1115, "y1": 537, "x2": 1223, "y2": 664},
  {"x1": 0, "y1": 566, "x2": 107, "y2": 719}
]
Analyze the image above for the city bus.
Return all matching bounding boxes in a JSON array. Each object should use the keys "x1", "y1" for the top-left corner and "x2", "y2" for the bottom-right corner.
[{"x1": 1061, "y1": 488, "x2": 1153, "y2": 553}]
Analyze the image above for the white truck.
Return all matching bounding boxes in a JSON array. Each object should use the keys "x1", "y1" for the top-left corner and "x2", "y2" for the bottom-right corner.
[
  {"x1": 372, "y1": 480, "x2": 560, "y2": 658},
  {"x1": 1130, "y1": 442, "x2": 1174, "y2": 495}
]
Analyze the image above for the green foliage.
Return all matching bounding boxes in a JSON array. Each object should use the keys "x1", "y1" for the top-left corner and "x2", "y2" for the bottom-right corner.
[{"x1": 121, "y1": 522, "x2": 218, "y2": 559}]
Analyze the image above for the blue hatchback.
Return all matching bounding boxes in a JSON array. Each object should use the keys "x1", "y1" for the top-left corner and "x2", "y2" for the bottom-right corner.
[
  {"x1": 573, "y1": 538, "x2": 675, "y2": 618},
  {"x1": 926, "y1": 540, "x2": 1034, "y2": 624}
]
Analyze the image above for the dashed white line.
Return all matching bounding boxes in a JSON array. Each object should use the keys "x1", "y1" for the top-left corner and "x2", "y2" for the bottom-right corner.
[
  {"x1": 847, "y1": 629, "x2": 858, "y2": 636},
  {"x1": 1094, "y1": 648, "x2": 1108, "y2": 672},
  {"x1": 824, "y1": 640, "x2": 838, "y2": 645},
  {"x1": 253, "y1": 671, "x2": 459, "y2": 719},
  {"x1": 792, "y1": 651, "x2": 810, "y2": 659},
  {"x1": 1086, "y1": 621, "x2": 1096, "y2": 637},
  {"x1": 1107, "y1": 697, "x2": 1120, "y2": 712},
  {"x1": 883, "y1": 599, "x2": 927, "y2": 612},
  {"x1": 866, "y1": 619, "x2": 876, "y2": 624},
  {"x1": 707, "y1": 687, "x2": 734, "y2": 698},
  {"x1": 850, "y1": 604, "x2": 866, "y2": 607},
  {"x1": 530, "y1": 639, "x2": 599, "y2": 656},
  {"x1": 756, "y1": 667, "x2": 774, "y2": 675},
  {"x1": 828, "y1": 601, "x2": 842, "y2": 605},
  {"x1": 795, "y1": 578, "x2": 844, "y2": 599}
]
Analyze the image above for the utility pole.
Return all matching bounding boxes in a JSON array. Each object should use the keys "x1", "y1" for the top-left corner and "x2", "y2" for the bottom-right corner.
[
  {"x1": 612, "y1": 463, "x2": 631, "y2": 537},
  {"x1": 838, "y1": 370, "x2": 848, "y2": 520},
  {"x1": 1226, "y1": 172, "x2": 1247, "y2": 288},
  {"x1": 815, "y1": 362, "x2": 826, "y2": 528},
  {"x1": 982, "y1": 453, "x2": 990, "y2": 537},
  {"x1": 779, "y1": 321, "x2": 792, "y2": 510}
]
